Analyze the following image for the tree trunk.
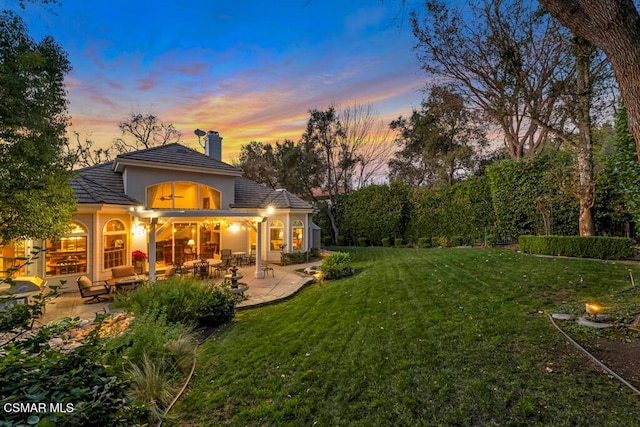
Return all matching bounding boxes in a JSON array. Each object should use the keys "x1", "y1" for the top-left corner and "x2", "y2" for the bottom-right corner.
[
  {"x1": 574, "y1": 36, "x2": 596, "y2": 236},
  {"x1": 325, "y1": 204, "x2": 340, "y2": 244},
  {"x1": 540, "y1": 0, "x2": 640, "y2": 160}
]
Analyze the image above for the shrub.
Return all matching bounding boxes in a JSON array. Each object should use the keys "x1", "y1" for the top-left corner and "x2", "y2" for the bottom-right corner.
[
  {"x1": 435, "y1": 236, "x2": 449, "y2": 247},
  {"x1": 450, "y1": 236, "x2": 464, "y2": 247},
  {"x1": 358, "y1": 237, "x2": 368, "y2": 247},
  {"x1": 320, "y1": 252, "x2": 354, "y2": 280},
  {"x1": 336, "y1": 235, "x2": 347, "y2": 246},
  {"x1": 113, "y1": 277, "x2": 236, "y2": 327},
  {"x1": 323, "y1": 236, "x2": 332, "y2": 246},
  {"x1": 0, "y1": 328, "x2": 147, "y2": 425},
  {"x1": 394, "y1": 237, "x2": 404, "y2": 247},
  {"x1": 104, "y1": 312, "x2": 196, "y2": 424},
  {"x1": 417, "y1": 237, "x2": 431, "y2": 248},
  {"x1": 485, "y1": 234, "x2": 498, "y2": 247},
  {"x1": 518, "y1": 235, "x2": 637, "y2": 260},
  {"x1": 381, "y1": 237, "x2": 391, "y2": 247}
]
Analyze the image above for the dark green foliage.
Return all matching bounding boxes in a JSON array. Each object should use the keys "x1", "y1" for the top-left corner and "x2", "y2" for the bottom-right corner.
[
  {"x1": 519, "y1": 235, "x2": 636, "y2": 259},
  {"x1": 358, "y1": 237, "x2": 368, "y2": 247},
  {"x1": 417, "y1": 237, "x2": 431, "y2": 248},
  {"x1": 113, "y1": 277, "x2": 236, "y2": 327},
  {"x1": 0, "y1": 326, "x2": 147, "y2": 425},
  {"x1": 336, "y1": 235, "x2": 347, "y2": 246},
  {"x1": 404, "y1": 176, "x2": 494, "y2": 243},
  {"x1": 322, "y1": 236, "x2": 332, "y2": 247},
  {"x1": 394, "y1": 237, "x2": 404, "y2": 247},
  {"x1": 104, "y1": 311, "x2": 192, "y2": 370},
  {"x1": 282, "y1": 250, "x2": 317, "y2": 265},
  {"x1": 320, "y1": 252, "x2": 354, "y2": 280},
  {"x1": 487, "y1": 152, "x2": 578, "y2": 238},
  {"x1": 388, "y1": 85, "x2": 487, "y2": 186},
  {"x1": 381, "y1": 237, "x2": 391, "y2": 247},
  {"x1": 450, "y1": 236, "x2": 465, "y2": 246},
  {"x1": 602, "y1": 105, "x2": 640, "y2": 226},
  {"x1": 339, "y1": 181, "x2": 411, "y2": 245},
  {"x1": 0, "y1": 10, "x2": 76, "y2": 243}
]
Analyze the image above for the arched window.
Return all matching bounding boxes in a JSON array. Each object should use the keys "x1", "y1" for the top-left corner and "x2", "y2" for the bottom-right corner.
[
  {"x1": 292, "y1": 220, "x2": 304, "y2": 251},
  {"x1": 104, "y1": 219, "x2": 127, "y2": 269},
  {"x1": 146, "y1": 181, "x2": 220, "y2": 209},
  {"x1": 269, "y1": 220, "x2": 284, "y2": 251},
  {"x1": 45, "y1": 221, "x2": 88, "y2": 277}
]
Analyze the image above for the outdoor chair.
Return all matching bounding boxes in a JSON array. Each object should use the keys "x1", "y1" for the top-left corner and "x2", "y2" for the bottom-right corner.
[
  {"x1": 220, "y1": 248, "x2": 232, "y2": 264},
  {"x1": 193, "y1": 260, "x2": 210, "y2": 279},
  {"x1": 109, "y1": 265, "x2": 142, "y2": 293},
  {"x1": 262, "y1": 262, "x2": 275, "y2": 277},
  {"x1": 76, "y1": 276, "x2": 110, "y2": 303}
]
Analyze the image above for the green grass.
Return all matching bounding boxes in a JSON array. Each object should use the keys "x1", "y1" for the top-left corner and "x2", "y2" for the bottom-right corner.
[{"x1": 170, "y1": 247, "x2": 640, "y2": 426}]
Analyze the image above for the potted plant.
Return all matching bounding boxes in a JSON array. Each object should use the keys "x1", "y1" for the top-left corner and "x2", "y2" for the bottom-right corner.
[{"x1": 131, "y1": 250, "x2": 147, "y2": 274}]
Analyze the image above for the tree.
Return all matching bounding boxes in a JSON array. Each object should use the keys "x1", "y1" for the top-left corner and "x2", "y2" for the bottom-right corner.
[
  {"x1": 411, "y1": 0, "x2": 570, "y2": 159},
  {"x1": 237, "y1": 141, "x2": 278, "y2": 189},
  {"x1": 413, "y1": 0, "x2": 615, "y2": 236},
  {"x1": 525, "y1": 35, "x2": 613, "y2": 236},
  {"x1": 236, "y1": 103, "x2": 393, "y2": 243},
  {"x1": 538, "y1": 0, "x2": 640, "y2": 161},
  {"x1": 0, "y1": 10, "x2": 76, "y2": 244},
  {"x1": 609, "y1": 104, "x2": 640, "y2": 226},
  {"x1": 63, "y1": 131, "x2": 114, "y2": 168},
  {"x1": 336, "y1": 103, "x2": 395, "y2": 188},
  {"x1": 112, "y1": 111, "x2": 181, "y2": 153},
  {"x1": 388, "y1": 85, "x2": 487, "y2": 186}
]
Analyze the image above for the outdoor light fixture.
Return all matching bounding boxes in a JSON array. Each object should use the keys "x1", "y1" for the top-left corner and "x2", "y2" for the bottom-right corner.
[
  {"x1": 585, "y1": 303, "x2": 603, "y2": 316},
  {"x1": 266, "y1": 206, "x2": 274, "y2": 215},
  {"x1": 131, "y1": 222, "x2": 145, "y2": 237},
  {"x1": 229, "y1": 223, "x2": 240, "y2": 233}
]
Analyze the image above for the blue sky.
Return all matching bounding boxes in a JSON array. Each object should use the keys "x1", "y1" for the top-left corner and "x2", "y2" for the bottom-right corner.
[{"x1": 17, "y1": 0, "x2": 425, "y2": 160}]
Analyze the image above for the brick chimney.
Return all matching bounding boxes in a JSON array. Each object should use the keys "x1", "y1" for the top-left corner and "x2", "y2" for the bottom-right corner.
[{"x1": 204, "y1": 130, "x2": 222, "y2": 161}]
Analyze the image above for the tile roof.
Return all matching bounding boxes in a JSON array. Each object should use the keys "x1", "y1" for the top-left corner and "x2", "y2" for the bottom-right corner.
[
  {"x1": 72, "y1": 145, "x2": 313, "y2": 211},
  {"x1": 115, "y1": 143, "x2": 241, "y2": 174},
  {"x1": 232, "y1": 177, "x2": 314, "y2": 210},
  {"x1": 72, "y1": 162, "x2": 141, "y2": 205}
]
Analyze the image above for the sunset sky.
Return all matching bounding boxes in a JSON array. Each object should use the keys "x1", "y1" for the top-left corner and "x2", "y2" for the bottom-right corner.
[{"x1": 17, "y1": 0, "x2": 426, "y2": 162}]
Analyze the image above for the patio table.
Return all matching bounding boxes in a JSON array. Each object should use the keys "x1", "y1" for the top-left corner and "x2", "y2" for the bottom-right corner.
[{"x1": 108, "y1": 275, "x2": 145, "y2": 294}]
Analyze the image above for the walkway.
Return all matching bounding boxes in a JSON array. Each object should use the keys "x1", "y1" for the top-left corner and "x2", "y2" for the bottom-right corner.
[{"x1": 40, "y1": 261, "x2": 320, "y2": 324}]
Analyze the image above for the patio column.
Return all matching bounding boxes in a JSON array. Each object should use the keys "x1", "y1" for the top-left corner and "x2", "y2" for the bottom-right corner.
[
  {"x1": 148, "y1": 219, "x2": 157, "y2": 282},
  {"x1": 255, "y1": 219, "x2": 264, "y2": 279}
]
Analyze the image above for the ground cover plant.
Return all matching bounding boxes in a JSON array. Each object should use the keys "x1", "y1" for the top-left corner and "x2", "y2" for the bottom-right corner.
[{"x1": 171, "y1": 247, "x2": 640, "y2": 425}]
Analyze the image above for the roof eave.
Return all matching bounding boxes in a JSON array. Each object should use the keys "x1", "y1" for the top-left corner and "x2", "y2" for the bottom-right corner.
[{"x1": 113, "y1": 158, "x2": 242, "y2": 176}]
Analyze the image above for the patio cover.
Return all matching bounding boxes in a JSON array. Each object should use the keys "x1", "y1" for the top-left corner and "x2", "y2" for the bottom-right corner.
[{"x1": 132, "y1": 208, "x2": 266, "y2": 281}]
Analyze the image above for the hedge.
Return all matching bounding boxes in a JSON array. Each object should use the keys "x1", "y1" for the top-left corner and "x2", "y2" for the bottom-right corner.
[{"x1": 518, "y1": 235, "x2": 636, "y2": 260}]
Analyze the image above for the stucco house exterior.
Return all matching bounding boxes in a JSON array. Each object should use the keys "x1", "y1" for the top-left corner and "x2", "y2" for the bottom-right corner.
[{"x1": 1, "y1": 131, "x2": 318, "y2": 289}]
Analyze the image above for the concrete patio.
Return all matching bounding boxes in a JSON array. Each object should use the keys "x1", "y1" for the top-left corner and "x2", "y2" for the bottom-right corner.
[{"x1": 38, "y1": 261, "x2": 320, "y2": 325}]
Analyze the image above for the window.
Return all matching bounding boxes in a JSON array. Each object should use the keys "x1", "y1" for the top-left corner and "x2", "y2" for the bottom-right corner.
[
  {"x1": 292, "y1": 220, "x2": 304, "y2": 251},
  {"x1": 146, "y1": 181, "x2": 220, "y2": 209},
  {"x1": 269, "y1": 220, "x2": 284, "y2": 251},
  {"x1": 0, "y1": 240, "x2": 27, "y2": 278},
  {"x1": 46, "y1": 222, "x2": 88, "y2": 277},
  {"x1": 104, "y1": 219, "x2": 126, "y2": 270}
]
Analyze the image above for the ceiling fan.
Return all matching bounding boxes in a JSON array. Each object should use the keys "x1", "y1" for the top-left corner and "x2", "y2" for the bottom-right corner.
[
  {"x1": 159, "y1": 186, "x2": 184, "y2": 201},
  {"x1": 160, "y1": 193, "x2": 184, "y2": 201}
]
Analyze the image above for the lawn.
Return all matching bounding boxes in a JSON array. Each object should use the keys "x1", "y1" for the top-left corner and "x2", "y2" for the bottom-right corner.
[{"x1": 171, "y1": 247, "x2": 640, "y2": 426}]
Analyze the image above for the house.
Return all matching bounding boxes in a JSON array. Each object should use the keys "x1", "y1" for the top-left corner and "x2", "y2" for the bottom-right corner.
[{"x1": 0, "y1": 131, "x2": 318, "y2": 288}]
